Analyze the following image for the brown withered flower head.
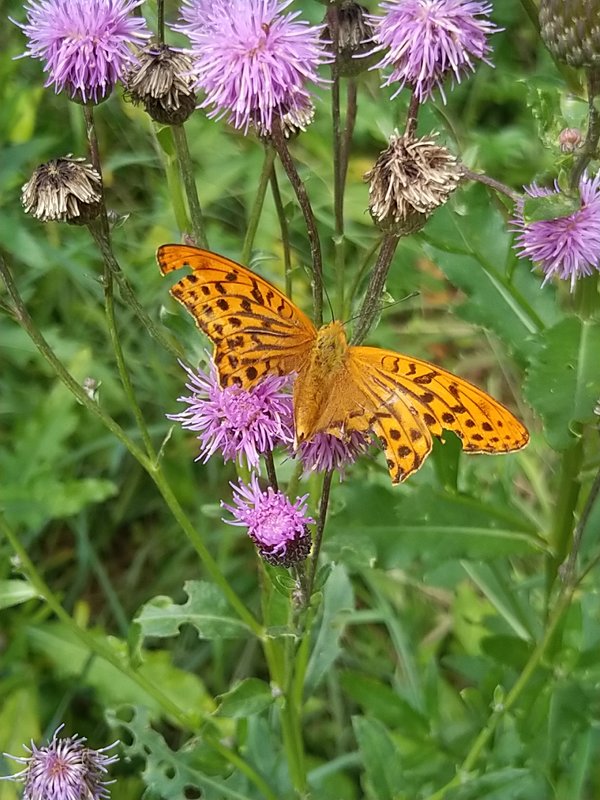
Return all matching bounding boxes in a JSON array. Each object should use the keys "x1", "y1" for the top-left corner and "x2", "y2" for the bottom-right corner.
[
  {"x1": 124, "y1": 43, "x2": 196, "y2": 125},
  {"x1": 322, "y1": 1, "x2": 376, "y2": 77},
  {"x1": 365, "y1": 132, "x2": 461, "y2": 235},
  {"x1": 540, "y1": 0, "x2": 600, "y2": 67},
  {"x1": 255, "y1": 98, "x2": 315, "y2": 141},
  {"x1": 21, "y1": 156, "x2": 102, "y2": 224}
]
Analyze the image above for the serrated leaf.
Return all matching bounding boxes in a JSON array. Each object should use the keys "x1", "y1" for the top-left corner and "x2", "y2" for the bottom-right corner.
[
  {"x1": 524, "y1": 317, "x2": 600, "y2": 449},
  {"x1": 216, "y1": 678, "x2": 274, "y2": 718},
  {"x1": 135, "y1": 580, "x2": 251, "y2": 640}
]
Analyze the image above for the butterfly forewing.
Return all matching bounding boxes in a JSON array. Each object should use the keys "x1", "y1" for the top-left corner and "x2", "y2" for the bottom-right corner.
[
  {"x1": 157, "y1": 244, "x2": 317, "y2": 389},
  {"x1": 348, "y1": 346, "x2": 529, "y2": 482}
]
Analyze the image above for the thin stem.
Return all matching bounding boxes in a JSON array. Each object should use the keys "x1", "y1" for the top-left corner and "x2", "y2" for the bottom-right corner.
[
  {"x1": 157, "y1": 0, "x2": 164, "y2": 44},
  {"x1": 351, "y1": 234, "x2": 400, "y2": 344},
  {"x1": 0, "y1": 513, "x2": 195, "y2": 729},
  {"x1": 271, "y1": 118, "x2": 324, "y2": 326},
  {"x1": 0, "y1": 254, "x2": 262, "y2": 636},
  {"x1": 404, "y1": 90, "x2": 420, "y2": 138},
  {"x1": 83, "y1": 105, "x2": 156, "y2": 460},
  {"x1": 264, "y1": 449, "x2": 279, "y2": 492},
  {"x1": 331, "y1": 11, "x2": 345, "y2": 319},
  {"x1": 270, "y1": 165, "x2": 293, "y2": 298},
  {"x1": 561, "y1": 466, "x2": 600, "y2": 585},
  {"x1": 305, "y1": 470, "x2": 334, "y2": 604},
  {"x1": 171, "y1": 123, "x2": 208, "y2": 248},
  {"x1": 571, "y1": 67, "x2": 600, "y2": 189},
  {"x1": 348, "y1": 236, "x2": 383, "y2": 308},
  {"x1": 340, "y1": 78, "x2": 358, "y2": 192},
  {"x1": 241, "y1": 145, "x2": 277, "y2": 264},
  {"x1": 461, "y1": 167, "x2": 520, "y2": 202},
  {"x1": 423, "y1": 585, "x2": 575, "y2": 800}
]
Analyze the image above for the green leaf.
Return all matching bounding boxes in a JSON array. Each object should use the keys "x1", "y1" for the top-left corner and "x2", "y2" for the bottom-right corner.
[
  {"x1": 216, "y1": 678, "x2": 275, "y2": 718},
  {"x1": 524, "y1": 317, "x2": 600, "y2": 449},
  {"x1": 522, "y1": 191, "x2": 579, "y2": 223},
  {"x1": 305, "y1": 564, "x2": 354, "y2": 692},
  {"x1": 0, "y1": 579, "x2": 39, "y2": 609},
  {"x1": 106, "y1": 706, "x2": 256, "y2": 800},
  {"x1": 134, "y1": 580, "x2": 251, "y2": 640},
  {"x1": 340, "y1": 671, "x2": 428, "y2": 734},
  {"x1": 352, "y1": 717, "x2": 403, "y2": 800}
]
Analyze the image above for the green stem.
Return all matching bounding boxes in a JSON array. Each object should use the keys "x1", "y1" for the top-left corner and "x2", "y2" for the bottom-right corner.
[
  {"x1": 270, "y1": 165, "x2": 293, "y2": 298},
  {"x1": 157, "y1": 0, "x2": 164, "y2": 44},
  {"x1": 241, "y1": 146, "x2": 277, "y2": 264},
  {"x1": 171, "y1": 123, "x2": 208, "y2": 248},
  {"x1": 264, "y1": 449, "x2": 279, "y2": 492},
  {"x1": 351, "y1": 234, "x2": 400, "y2": 344},
  {"x1": 331, "y1": 24, "x2": 345, "y2": 320},
  {"x1": 0, "y1": 254, "x2": 261, "y2": 636},
  {"x1": 571, "y1": 67, "x2": 600, "y2": 190},
  {"x1": 270, "y1": 118, "x2": 324, "y2": 327},
  {"x1": 0, "y1": 513, "x2": 195, "y2": 729},
  {"x1": 561, "y1": 466, "x2": 600, "y2": 585},
  {"x1": 423, "y1": 585, "x2": 575, "y2": 800},
  {"x1": 305, "y1": 470, "x2": 334, "y2": 606}
]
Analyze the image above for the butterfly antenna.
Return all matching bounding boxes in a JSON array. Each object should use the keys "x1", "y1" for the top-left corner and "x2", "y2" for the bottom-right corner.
[
  {"x1": 323, "y1": 284, "x2": 335, "y2": 323},
  {"x1": 342, "y1": 291, "x2": 420, "y2": 327}
]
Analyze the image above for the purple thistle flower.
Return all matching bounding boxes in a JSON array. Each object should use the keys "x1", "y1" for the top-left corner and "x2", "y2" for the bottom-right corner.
[
  {"x1": 181, "y1": 0, "x2": 328, "y2": 133},
  {"x1": 298, "y1": 431, "x2": 371, "y2": 477},
  {"x1": 372, "y1": 0, "x2": 500, "y2": 103},
  {"x1": 512, "y1": 174, "x2": 600, "y2": 291},
  {"x1": 1, "y1": 724, "x2": 119, "y2": 800},
  {"x1": 15, "y1": 0, "x2": 151, "y2": 103},
  {"x1": 168, "y1": 359, "x2": 294, "y2": 470},
  {"x1": 222, "y1": 474, "x2": 313, "y2": 566}
]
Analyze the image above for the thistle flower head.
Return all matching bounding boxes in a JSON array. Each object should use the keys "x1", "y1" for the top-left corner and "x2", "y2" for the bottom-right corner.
[
  {"x1": 372, "y1": 0, "x2": 500, "y2": 103},
  {"x1": 123, "y1": 44, "x2": 197, "y2": 125},
  {"x1": 21, "y1": 156, "x2": 102, "y2": 224},
  {"x1": 540, "y1": 0, "x2": 600, "y2": 67},
  {"x1": 365, "y1": 132, "x2": 461, "y2": 234},
  {"x1": 1, "y1": 725, "x2": 119, "y2": 800},
  {"x1": 15, "y1": 0, "x2": 151, "y2": 103},
  {"x1": 298, "y1": 431, "x2": 371, "y2": 477},
  {"x1": 181, "y1": 0, "x2": 328, "y2": 133},
  {"x1": 222, "y1": 474, "x2": 313, "y2": 566},
  {"x1": 512, "y1": 173, "x2": 600, "y2": 291},
  {"x1": 168, "y1": 359, "x2": 294, "y2": 470}
]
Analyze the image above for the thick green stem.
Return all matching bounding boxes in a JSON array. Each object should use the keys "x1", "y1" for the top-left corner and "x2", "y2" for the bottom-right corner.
[
  {"x1": 351, "y1": 234, "x2": 400, "y2": 344},
  {"x1": 305, "y1": 470, "x2": 334, "y2": 606},
  {"x1": 331, "y1": 28, "x2": 345, "y2": 320},
  {"x1": 571, "y1": 68, "x2": 600, "y2": 190},
  {"x1": 171, "y1": 123, "x2": 208, "y2": 248},
  {"x1": 241, "y1": 146, "x2": 277, "y2": 264}
]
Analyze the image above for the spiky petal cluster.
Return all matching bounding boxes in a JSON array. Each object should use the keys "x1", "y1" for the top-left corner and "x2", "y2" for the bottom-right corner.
[
  {"x1": 222, "y1": 474, "x2": 313, "y2": 566},
  {"x1": 372, "y1": 0, "x2": 499, "y2": 103},
  {"x1": 181, "y1": 0, "x2": 327, "y2": 133},
  {"x1": 298, "y1": 431, "x2": 371, "y2": 476},
  {"x1": 512, "y1": 174, "x2": 600, "y2": 291},
  {"x1": 16, "y1": 0, "x2": 150, "y2": 103},
  {"x1": 1, "y1": 725, "x2": 119, "y2": 800},
  {"x1": 168, "y1": 360, "x2": 294, "y2": 470}
]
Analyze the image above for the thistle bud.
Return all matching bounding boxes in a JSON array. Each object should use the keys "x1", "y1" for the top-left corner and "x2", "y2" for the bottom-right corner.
[
  {"x1": 365, "y1": 133, "x2": 461, "y2": 236},
  {"x1": 540, "y1": 0, "x2": 600, "y2": 67},
  {"x1": 123, "y1": 44, "x2": 196, "y2": 125},
  {"x1": 559, "y1": 127, "x2": 583, "y2": 152},
  {"x1": 323, "y1": 1, "x2": 376, "y2": 77},
  {"x1": 21, "y1": 156, "x2": 102, "y2": 224}
]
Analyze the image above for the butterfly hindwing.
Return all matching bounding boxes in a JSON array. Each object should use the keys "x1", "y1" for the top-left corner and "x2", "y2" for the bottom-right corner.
[
  {"x1": 348, "y1": 346, "x2": 528, "y2": 482},
  {"x1": 157, "y1": 244, "x2": 317, "y2": 389}
]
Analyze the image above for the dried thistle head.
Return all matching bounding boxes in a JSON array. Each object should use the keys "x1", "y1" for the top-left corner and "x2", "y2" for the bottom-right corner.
[
  {"x1": 365, "y1": 133, "x2": 461, "y2": 235},
  {"x1": 323, "y1": 1, "x2": 376, "y2": 77},
  {"x1": 21, "y1": 156, "x2": 102, "y2": 224},
  {"x1": 123, "y1": 43, "x2": 196, "y2": 125},
  {"x1": 255, "y1": 98, "x2": 315, "y2": 142}
]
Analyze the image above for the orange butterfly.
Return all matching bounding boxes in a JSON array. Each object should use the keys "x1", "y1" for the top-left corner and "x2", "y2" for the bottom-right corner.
[{"x1": 157, "y1": 244, "x2": 529, "y2": 484}]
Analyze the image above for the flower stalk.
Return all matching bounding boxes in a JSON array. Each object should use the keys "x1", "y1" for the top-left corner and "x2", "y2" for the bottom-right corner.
[
  {"x1": 351, "y1": 234, "x2": 400, "y2": 344},
  {"x1": 170, "y1": 123, "x2": 208, "y2": 248}
]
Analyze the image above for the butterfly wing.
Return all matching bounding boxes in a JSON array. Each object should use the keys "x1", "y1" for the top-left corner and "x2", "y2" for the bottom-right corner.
[
  {"x1": 157, "y1": 244, "x2": 317, "y2": 389},
  {"x1": 346, "y1": 346, "x2": 529, "y2": 484}
]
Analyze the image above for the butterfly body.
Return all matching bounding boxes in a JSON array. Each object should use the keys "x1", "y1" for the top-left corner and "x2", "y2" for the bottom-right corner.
[{"x1": 157, "y1": 244, "x2": 529, "y2": 484}]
